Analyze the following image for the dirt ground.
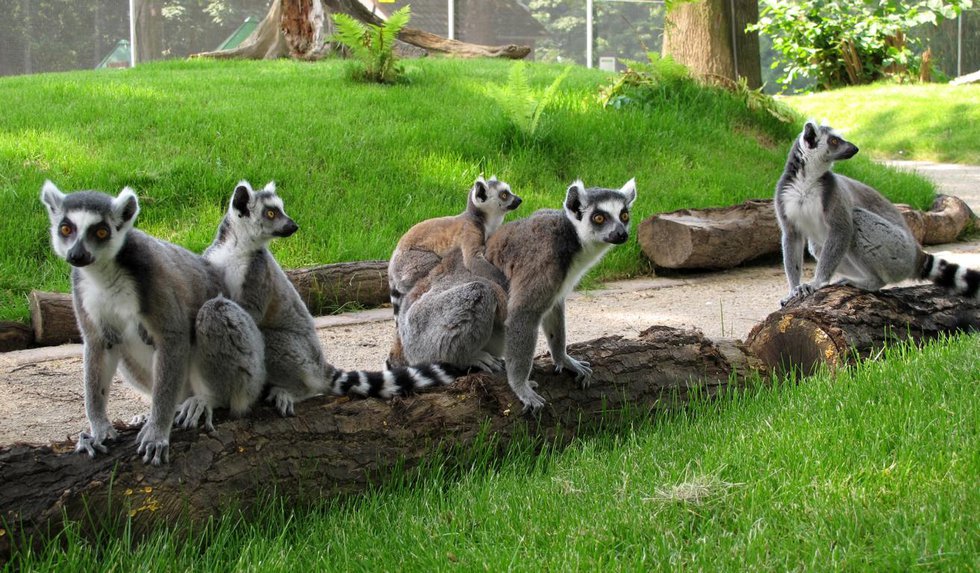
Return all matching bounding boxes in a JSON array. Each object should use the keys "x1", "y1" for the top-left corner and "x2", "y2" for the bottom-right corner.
[{"x1": 3, "y1": 161, "x2": 978, "y2": 446}]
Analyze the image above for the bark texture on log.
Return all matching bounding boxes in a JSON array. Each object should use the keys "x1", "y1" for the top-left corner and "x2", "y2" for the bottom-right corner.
[
  {"x1": 638, "y1": 196, "x2": 976, "y2": 270},
  {"x1": 17, "y1": 262, "x2": 390, "y2": 350},
  {"x1": 0, "y1": 321, "x2": 33, "y2": 352},
  {"x1": 28, "y1": 290, "x2": 80, "y2": 347},
  {"x1": 745, "y1": 284, "x2": 980, "y2": 376},
  {"x1": 637, "y1": 199, "x2": 780, "y2": 270},
  {"x1": 0, "y1": 327, "x2": 760, "y2": 561}
]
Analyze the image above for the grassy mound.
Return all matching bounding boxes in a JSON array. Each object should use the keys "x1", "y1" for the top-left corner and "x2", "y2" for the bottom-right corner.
[{"x1": 0, "y1": 58, "x2": 934, "y2": 321}]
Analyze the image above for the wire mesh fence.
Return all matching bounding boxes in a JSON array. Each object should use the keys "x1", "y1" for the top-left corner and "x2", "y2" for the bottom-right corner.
[{"x1": 0, "y1": 1, "x2": 976, "y2": 85}]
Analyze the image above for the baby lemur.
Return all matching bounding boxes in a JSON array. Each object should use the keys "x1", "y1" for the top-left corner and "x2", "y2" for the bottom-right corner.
[
  {"x1": 776, "y1": 120, "x2": 980, "y2": 304},
  {"x1": 41, "y1": 182, "x2": 265, "y2": 465},
  {"x1": 386, "y1": 176, "x2": 522, "y2": 368},
  {"x1": 400, "y1": 179, "x2": 637, "y2": 411},
  {"x1": 204, "y1": 181, "x2": 461, "y2": 416}
]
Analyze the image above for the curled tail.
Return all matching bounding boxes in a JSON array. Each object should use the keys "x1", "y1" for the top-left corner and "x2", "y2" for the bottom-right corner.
[
  {"x1": 330, "y1": 363, "x2": 466, "y2": 399},
  {"x1": 390, "y1": 285, "x2": 403, "y2": 318},
  {"x1": 920, "y1": 253, "x2": 980, "y2": 298}
]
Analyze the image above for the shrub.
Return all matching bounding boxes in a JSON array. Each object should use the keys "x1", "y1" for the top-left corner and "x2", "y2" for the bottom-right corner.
[{"x1": 330, "y1": 6, "x2": 411, "y2": 84}]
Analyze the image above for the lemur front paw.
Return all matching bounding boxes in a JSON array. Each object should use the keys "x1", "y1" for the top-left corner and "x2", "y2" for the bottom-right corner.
[
  {"x1": 129, "y1": 413, "x2": 148, "y2": 427},
  {"x1": 267, "y1": 387, "x2": 296, "y2": 417},
  {"x1": 781, "y1": 283, "x2": 817, "y2": 306},
  {"x1": 136, "y1": 423, "x2": 170, "y2": 465},
  {"x1": 512, "y1": 381, "x2": 546, "y2": 413},
  {"x1": 175, "y1": 397, "x2": 215, "y2": 432},
  {"x1": 554, "y1": 355, "x2": 593, "y2": 388},
  {"x1": 75, "y1": 419, "x2": 117, "y2": 457}
]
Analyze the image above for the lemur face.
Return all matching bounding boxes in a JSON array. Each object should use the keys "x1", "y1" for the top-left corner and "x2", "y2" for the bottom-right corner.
[
  {"x1": 801, "y1": 121, "x2": 859, "y2": 162},
  {"x1": 564, "y1": 178, "x2": 637, "y2": 246},
  {"x1": 40, "y1": 181, "x2": 139, "y2": 268},
  {"x1": 472, "y1": 176, "x2": 522, "y2": 215},
  {"x1": 229, "y1": 181, "x2": 299, "y2": 241}
]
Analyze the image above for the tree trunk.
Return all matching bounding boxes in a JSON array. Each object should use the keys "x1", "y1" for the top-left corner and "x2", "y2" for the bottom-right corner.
[
  {"x1": 192, "y1": 0, "x2": 530, "y2": 60},
  {"x1": 133, "y1": 0, "x2": 164, "y2": 63},
  {"x1": 662, "y1": 0, "x2": 761, "y2": 89},
  {"x1": 0, "y1": 327, "x2": 760, "y2": 561},
  {"x1": 636, "y1": 195, "x2": 976, "y2": 271},
  {"x1": 745, "y1": 284, "x2": 980, "y2": 376}
]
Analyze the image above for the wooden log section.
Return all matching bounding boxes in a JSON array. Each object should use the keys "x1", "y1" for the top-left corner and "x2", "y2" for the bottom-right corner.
[
  {"x1": 0, "y1": 321, "x2": 34, "y2": 352},
  {"x1": 745, "y1": 284, "x2": 980, "y2": 376},
  {"x1": 0, "y1": 326, "x2": 761, "y2": 561},
  {"x1": 22, "y1": 261, "x2": 391, "y2": 348},
  {"x1": 638, "y1": 196, "x2": 976, "y2": 270}
]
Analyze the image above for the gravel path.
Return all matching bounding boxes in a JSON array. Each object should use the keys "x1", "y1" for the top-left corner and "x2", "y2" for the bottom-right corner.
[{"x1": 2, "y1": 161, "x2": 977, "y2": 445}]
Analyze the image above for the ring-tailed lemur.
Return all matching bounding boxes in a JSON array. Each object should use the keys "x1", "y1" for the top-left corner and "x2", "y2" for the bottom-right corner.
[
  {"x1": 776, "y1": 120, "x2": 980, "y2": 305},
  {"x1": 400, "y1": 179, "x2": 637, "y2": 412},
  {"x1": 386, "y1": 176, "x2": 522, "y2": 368},
  {"x1": 40, "y1": 182, "x2": 265, "y2": 465},
  {"x1": 204, "y1": 181, "x2": 462, "y2": 416}
]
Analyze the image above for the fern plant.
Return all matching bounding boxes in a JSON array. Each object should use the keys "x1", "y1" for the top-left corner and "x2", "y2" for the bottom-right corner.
[
  {"x1": 488, "y1": 62, "x2": 572, "y2": 144},
  {"x1": 331, "y1": 6, "x2": 411, "y2": 84}
]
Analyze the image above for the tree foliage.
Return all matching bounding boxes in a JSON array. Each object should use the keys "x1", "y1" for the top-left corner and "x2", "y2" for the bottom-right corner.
[
  {"x1": 752, "y1": 0, "x2": 973, "y2": 92},
  {"x1": 331, "y1": 5, "x2": 410, "y2": 84}
]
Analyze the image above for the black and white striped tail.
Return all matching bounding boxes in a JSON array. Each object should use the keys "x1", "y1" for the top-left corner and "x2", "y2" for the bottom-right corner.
[
  {"x1": 329, "y1": 363, "x2": 465, "y2": 399},
  {"x1": 390, "y1": 286, "x2": 402, "y2": 317},
  {"x1": 920, "y1": 253, "x2": 980, "y2": 298}
]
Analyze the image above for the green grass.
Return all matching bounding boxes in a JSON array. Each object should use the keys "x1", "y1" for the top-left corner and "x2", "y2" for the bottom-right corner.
[
  {"x1": 785, "y1": 83, "x2": 980, "y2": 164},
  {"x1": 0, "y1": 58, "x2": 935, "y2": 322},
  {"x1": 9, "y1": 335, "x2": 978, "y2": 571}
]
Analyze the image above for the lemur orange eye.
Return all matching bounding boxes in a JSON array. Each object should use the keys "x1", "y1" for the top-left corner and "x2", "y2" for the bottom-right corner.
[
  {"x1": 829, "y1": 137, "x2": 840, "y2": 146},
  {"x1": 265, "y1": 209, "x2": 276, "y2": 220},
  {"x1": 499, "y1": 191, "x2": 510, "y2": 200},
  {"x1": 620, "y1": 211, "x2": 630, "y2": 223},
  {"x1": 591, "y1": 213, "x2": 606, "y2": 225},
  {"x1": 95, "y1": 228, "x2": 109, "y2": 240},
  {"x1": 59, "y1": 224, "x2": 72, "y2": 237}
]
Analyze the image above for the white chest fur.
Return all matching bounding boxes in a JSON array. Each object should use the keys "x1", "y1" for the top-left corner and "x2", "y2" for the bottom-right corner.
[
  {"x1": 77, "y1": 264, "x2": 142, "y2": 337},
  {"x1": 781, "y1": 176, "x2": 829, "y2": 244},
  {"x1": 205, "y1": 243, "x2": 252, "y2": 301},
  {"x1": 555, "y1": 242, "x2": 612, "y2": 305}
]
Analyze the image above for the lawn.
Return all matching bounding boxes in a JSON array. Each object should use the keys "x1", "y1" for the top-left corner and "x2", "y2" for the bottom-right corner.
[
  {"x1": 785, "y1": 83, "x2": 980, "y2": 164},
  {"x1": 0, "y1": 58, "x2": 935, "y2": 322},
  {"x1": 10, "y1": 335, "x2": 979, "y2": 571}
]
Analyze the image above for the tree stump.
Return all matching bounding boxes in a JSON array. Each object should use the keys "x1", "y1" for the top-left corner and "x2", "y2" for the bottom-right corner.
[
  {"x1": 0, "y1": 326, "x2": 760, "y2": 561},
  {"x1": 638, "y1": 196, "x2": 976, "y2": 271},
  {"x1": 0, "y1": 321, "x2": 34, "y2": 352},
  {"x1": 744, "y1": 284, "x2": 980, "y2": 376}
]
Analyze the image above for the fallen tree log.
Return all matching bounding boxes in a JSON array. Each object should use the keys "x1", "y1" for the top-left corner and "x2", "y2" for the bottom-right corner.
[
  {"x1": 21, "y1": 261, "x2": 391, "y2": 348},
  {"x1": 745, "y1": 284, "x2": 980, "y2": 376},
  {"x1": 0, "y1": 326, "x2": 760, "y2": 561},
  {"x1": 638, "y1": 195, "x2": 976, "y2": 270},
  {"x1": 193, "y1": 0, "x2": 529, "y2": 61},
  {"x1": 0, "y1": 321, "x2": 33, "y2": 352}
]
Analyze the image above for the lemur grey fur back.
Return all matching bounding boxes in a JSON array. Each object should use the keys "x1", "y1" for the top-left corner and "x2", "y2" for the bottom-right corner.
[
  {"x1": 40, "y1": 181, "x2": 265, "y2": 465},
  {"x1": 204, "y1": 181, "x2": 462, "y2": 416},
  {"x1": 398, "y1": 179, "x2": 637, "y2": 412},
  {"x1": 775, "y1": 120, "x2": 980, "y2": 304}
]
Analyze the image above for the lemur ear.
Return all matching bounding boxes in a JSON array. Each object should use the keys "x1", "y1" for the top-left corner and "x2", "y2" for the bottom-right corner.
[
  {"x1": 263, "y1": 181, "x2": 277, "y2": 193},
  {"x1": 112, "y1": 187, "x2": 140, "y2": 225},
  {"x1": 232, "y1": 181, "x2": 253, "y2": 217},
  {"x1": 473, "y1": 177, "x2": 489, "y2": 202},
  {"x1": 40, "y1": 180, "x2": 65, "y2": 216},
  {"x1": 802, "y1": 120, "x2": 818, "y2": 148},
  {"x1": 620, "y1": 177, "x2": 637, "y2": 208},
  {"x1": 564, "y1": 180, "x2": 586, "y2": 220}
]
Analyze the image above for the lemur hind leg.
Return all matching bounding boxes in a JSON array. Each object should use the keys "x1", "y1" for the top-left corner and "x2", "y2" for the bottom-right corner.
[
  {"x1": 841, "y1": 208, "x2": 919, "y2": 289},
  {"x1": 400, "y1": 280, "x2": 500, "y2": 371},
  {"x1": 177, "y1": 296, "x2": 266, "y2": 431}
]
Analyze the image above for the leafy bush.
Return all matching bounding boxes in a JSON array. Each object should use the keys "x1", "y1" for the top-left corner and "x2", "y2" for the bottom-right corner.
[
  {"x1": 330, "y1": 6, "x2": 411, "y2": 84},
  {"x1": 752, "y1": 0, "x2": 971, "y2": 92},
  {"x1": 487, "y1": 62, "x2": 572, "y2": 144}
]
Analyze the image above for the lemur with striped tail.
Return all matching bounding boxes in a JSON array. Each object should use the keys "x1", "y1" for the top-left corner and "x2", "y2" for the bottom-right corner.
[
  {"x1": 204, "y1": 181, "x2": 462, "y2": 416},
  {"x1": 776, "y1": 120, "x2": 980, "y2": 306}
]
